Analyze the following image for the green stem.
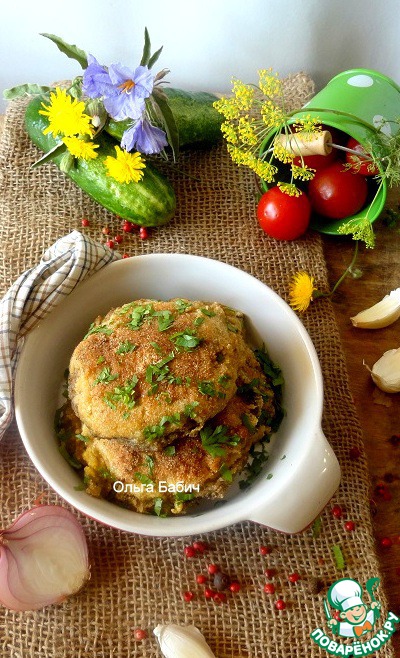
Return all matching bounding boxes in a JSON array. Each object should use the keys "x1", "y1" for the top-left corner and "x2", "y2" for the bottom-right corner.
[{"x1": 329, "y1": 241, "x2": 359, "y2": 296}]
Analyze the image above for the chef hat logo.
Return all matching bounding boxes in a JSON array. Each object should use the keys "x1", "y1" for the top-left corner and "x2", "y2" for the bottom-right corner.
[{"x1": 328, "y1": 578, "x2": 364, "y2": 612}]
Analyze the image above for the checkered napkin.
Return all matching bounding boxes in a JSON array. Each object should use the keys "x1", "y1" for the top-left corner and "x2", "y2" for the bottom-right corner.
[{"x1": 0, "y1": 230, "x2": 120, "y2": 440}]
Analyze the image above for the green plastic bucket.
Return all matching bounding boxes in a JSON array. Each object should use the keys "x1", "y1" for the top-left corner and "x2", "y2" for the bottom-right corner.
[{"x1": 261, "y1": 68, "x2": 400, "y2": 235}]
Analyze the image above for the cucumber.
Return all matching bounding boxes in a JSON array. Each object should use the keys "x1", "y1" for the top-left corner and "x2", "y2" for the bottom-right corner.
[
  {"x1": 24, "y1": 96, "x2": 176, "y2": 227},
  {"x1": 106, "y1": 87, "x2": 223, "y2": 148}
]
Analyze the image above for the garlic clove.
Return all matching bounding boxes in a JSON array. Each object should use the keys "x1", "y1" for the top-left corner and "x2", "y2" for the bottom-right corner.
[
  {"x1": 368, "y1": 348, "x2": 400, "y2": 393},
  {"x1": 351, "y1": 287, "x2": 400, "y2": 329},
  {"x1": 153, "y1": 624, "x2": 216, "y2": 658}
]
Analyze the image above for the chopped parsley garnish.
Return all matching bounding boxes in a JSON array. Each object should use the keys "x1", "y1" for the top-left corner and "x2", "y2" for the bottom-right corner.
[
  {"x1": 145, "y1": 454, "x2": 155, "y2": 476},
  {"x1": 150, "y1": 341, "x2": 163, "y2": 354},
  {"x1": 103, "y1": 375, "x2": 139, "y2": 410},
  {"x1": 201, "y1": 308, "x2": 216, "y2": 317},
  {"x1": 96, "y1": 356, "x2": 105, "y2": 364},
  {"x1": 99, "y1": 468, "x2": 112, "y2": 479},
  {"x1": 127, "y1": 304, "x2": 154, "y2": 330},
  {"x1": 146, "y1": 352, "x2": 176, "y2": 394},
  {"x1": 198, "y1": 380, "x2": 226, "y2": 399},
  {"x1": 170, "y1": 329, "x2": 201, "y2": 351},
  {"x1": 226, "y1": 322, "x2": 239, "y2": 333},
  {"x1": 154, "y1": 310, "x2": 175, "y2": 332},
  {"x1": 175, "y1": 492, "x2": 196, "y2": 502},
  {"x1": 163, "y1": 445, "x2": 176, "y2": 457},
  {"x1": 200, "y1": 423, "x2": 240, "y2": 458},
  {"x1": 220, "y1": 463, "x2": 233, "y2": 482},
  {"x1": 194, "y1": 316, "x2": 205, "y2": 327},
  {"x1": 94, "y1": 367, "x2": 119, "y2": 385},
  {"x1": 154, "y1": 498, "x2": 164, "y2": 516},
  {"x1": 241, "y1": 413, "x2": 256, "y2": 434},
  {"x1": 198, "y1": 380, "x2": 217, "y2": 397},
  {"x1": 255, "y1": 344, "x2": 284, "y2": 387},
  {"x1": 84, "y1": 323, "x2": 113, "y2": 339},
  {"x1": 175, "y1": 299, "x2": 191, "y2": 314},
  {"x1": 134, "y1": 472, "x2": 154, "y2": 486},
  {"x1": 239, "y1": 443, "x2": 269, "y2": 490},
  {"x1": 116, "y1": 340, "x2": 137, "y2": 354},
  {"x1": 266, "y1": 473, "x2": 273, "y2": 480},
  {"x1": 143, "y1": 413, "x2": 181, "y2": 441},
  {"x1": 183, "y1": 401, "x2": 199, "y2": 419},
  {"x1": 75, "y1": 433, "x2": 90, "y2": 444}
]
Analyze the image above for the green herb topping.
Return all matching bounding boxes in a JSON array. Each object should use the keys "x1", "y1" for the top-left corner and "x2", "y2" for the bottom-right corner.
[
  {"x1": 163, "y1": 445, "x2": 176, "y2": 456},
  {"x1": 143, "y1": 413, "x2": 181, "y2": 441},
  {"x1": 127, "y1": 304, "x2": 154, "y2": 330},
  {"x1": 84, "y1": 323, "x2": 113, "y2": 339},
  {"x1": 116, "y1": 340, "x2": 137, "y2": 354},
  {"x1": 103, "y1": 375, "x2": 139, "y2": 411},
  {"x1": 220, "y1": 463, "x2": 233, "y2": 482},
  {"x1": 201, "y1": 308, "x2": 216, "y2": 317},
  {"x1": 94, "y1": 366, "x2": 119, "y2": 385},
  {"x1": 183, "y1": 401, "x2": 199, "y2": 418},
  {"x1": 170, "y1": 329, "x2": 201, "y2": 351},
  {"x1": 134, "y1": 472, "x2": 154, "y2": 486},
  {"x1": 146, "y1": 352, "x2": 177, "y2": 394},
  {"x1": 175, "y1": 299, "x2": 192, "y2": 314},
  {"x1": 200, "y1": 423, "x2": 240, "y2": 458},
  {"x1": 154, "y1": 310, "x2": 175, "y2": 332}
]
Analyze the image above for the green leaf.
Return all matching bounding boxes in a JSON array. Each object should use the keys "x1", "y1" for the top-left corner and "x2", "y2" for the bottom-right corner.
[
  {"x1": 148, "y1": 46, "x2": 163, "y2": 69},
  {"x1": 151, "y1": 88, "x2": 180, "y2": 161},
  {"x1": 30, "y1": 142, "x2": 67, "y2": 169},
  {"x1": 140, "y1": 27, "x2": 151, "y2": 66},
  {"x1": 3, "y1": 83, "x2": 52, "y2": 100},
  {"x1": 40, "y1": 33, "x2": 88, "y2": 69}
]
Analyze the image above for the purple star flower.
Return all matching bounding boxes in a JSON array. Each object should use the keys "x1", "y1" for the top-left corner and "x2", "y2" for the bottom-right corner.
[
  {"x1": 121, "y1": 117, "x2": 168, "y2": 154},
  {"x1": 104, "y1": 64, "x2": 154, "y2": 121},
  {"x1": 82, "y1": 54, "x2": 114, "y2": 99}
]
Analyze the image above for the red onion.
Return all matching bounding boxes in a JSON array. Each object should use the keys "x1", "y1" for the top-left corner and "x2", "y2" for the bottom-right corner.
[{"x1": 0, "y1": 505, "x2": 90, "y2": 611}]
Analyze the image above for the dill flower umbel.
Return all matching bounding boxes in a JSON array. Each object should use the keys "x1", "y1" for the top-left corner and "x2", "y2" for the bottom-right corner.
[
  {"x1": 62, "y1": 136, "x2": 99, "y2": 160},
  {"x1": 289, "y1": 272, "x2": 317, "y2": 312},
  {"x1": 105, "y1": 146, "x2": 146, "y2": 184},
  {"x1": 39, "y1": 87, "x2": 94, "y2": 138},
  {"x1": 214, "y1": 69, "x2": 320, "y2": 197}
]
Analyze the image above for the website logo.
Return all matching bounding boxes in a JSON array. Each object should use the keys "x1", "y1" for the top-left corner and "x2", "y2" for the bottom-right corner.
[{"x1": 310, "y1": 577, "x2": 399, "y2": 655}]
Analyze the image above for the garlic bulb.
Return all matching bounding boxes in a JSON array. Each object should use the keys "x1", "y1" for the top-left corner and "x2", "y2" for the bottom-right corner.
[
  {"x1": 351, "y1": 287, "x2": 400, "y2": 329},
  {"x1": 368, "y1": 348, "x2": 400, "y2": 393},
  {"x1": 153, "y1": 624, "x2": 216, "y2": 658}
]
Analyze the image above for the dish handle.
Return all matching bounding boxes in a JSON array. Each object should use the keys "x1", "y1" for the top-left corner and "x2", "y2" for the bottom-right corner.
[{"x1": 247, "y1": 429, "x2": 341, "y2": 534}]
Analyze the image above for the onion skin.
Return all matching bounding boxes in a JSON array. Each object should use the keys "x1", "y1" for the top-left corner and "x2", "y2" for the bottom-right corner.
[{"x1": 0, "y1": 505, "x2": 90, "y2": 611}]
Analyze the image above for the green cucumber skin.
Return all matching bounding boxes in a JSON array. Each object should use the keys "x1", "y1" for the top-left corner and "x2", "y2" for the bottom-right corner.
[
  {"x1": 106, "y1": 87, "x2": 223, "y2": 147},
  {"x1": 24, "y1": 96, "x2": 176, "y2": 227}
]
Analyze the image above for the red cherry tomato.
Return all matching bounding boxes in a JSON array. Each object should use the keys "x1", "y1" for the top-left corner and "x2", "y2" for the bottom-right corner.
[
  {"x1": 345, "y1": 137, "x2": 379, "y2": 176},
  {"x1": 308, "y1": 162, "x2": 368, "y2": 220},
  {"x1": 257, "y1": 186, "x2": 311, "y2": 240}
]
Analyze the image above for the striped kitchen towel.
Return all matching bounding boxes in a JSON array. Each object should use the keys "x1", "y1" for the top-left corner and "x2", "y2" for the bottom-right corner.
[{"x1": 0, "y1": 230, "x2": 120, "y2": 439}]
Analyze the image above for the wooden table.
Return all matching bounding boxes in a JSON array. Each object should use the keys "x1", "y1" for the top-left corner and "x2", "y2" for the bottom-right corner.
[
  {"x1": 1, "y1": 113, "x2": 399, "y2": 650},
  {"x1": 324, "y1": 183, "x2": 400, "y2": 654}
]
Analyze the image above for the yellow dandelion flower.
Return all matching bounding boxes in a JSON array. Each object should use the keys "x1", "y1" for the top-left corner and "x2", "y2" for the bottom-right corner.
[
  {"x1": 232, "y1": 78, "x2": 254, "y2": 111},
  {"x1": 273, "y1": 141, "x2": 295, "y2": 164},
  {"x1": 258, "y1": 68, "x2": 282, "y2": 98},
  {"x1": 39, "y1": 87, "x2": 94, "y2": 138},
  {"x1": 62, "y1": 136, "x2": 99, "y2": 160},
  {"x1": 104, "y1": 146, "x2": 146, "y2": 184},
  {"x1": 277, "y1": 182, "x2": 302, "y2": 197},
  {"x1": 291, "y1": 164, "x2": 316, "y2": 181},
  {"x1": 237, "y1": 116, "x2": 258, "y2": 146},
  {"x1": 289, "y1": 272, "x2": 317, "y2": 313}
]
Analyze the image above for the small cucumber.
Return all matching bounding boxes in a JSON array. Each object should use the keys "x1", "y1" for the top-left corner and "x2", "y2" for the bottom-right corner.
[
  {"x1": 106, "y1": 87, "x2": 223, "y2": 148},
  {"x1": 24, "y1": 96, "x2": 176, "y2": 227}
]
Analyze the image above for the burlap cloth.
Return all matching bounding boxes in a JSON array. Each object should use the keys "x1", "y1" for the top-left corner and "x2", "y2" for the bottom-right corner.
[{"x1": 0, "y1": 75, "x2": 393, "y2": 658}]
